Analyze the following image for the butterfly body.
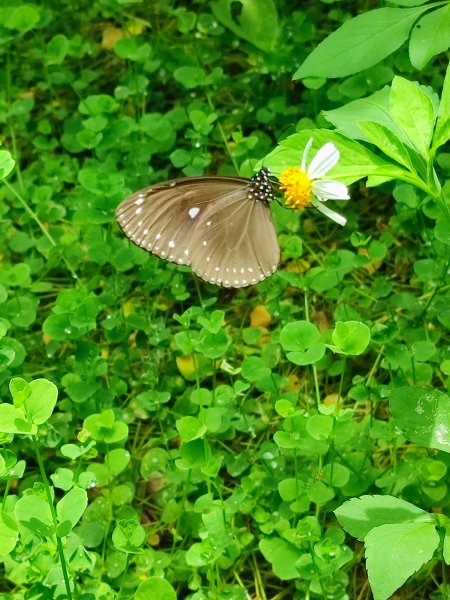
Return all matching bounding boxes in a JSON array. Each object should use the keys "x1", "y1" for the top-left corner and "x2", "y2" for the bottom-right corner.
[{"x1": 115, "y1": 168, "x2": 280, "y2": 288}]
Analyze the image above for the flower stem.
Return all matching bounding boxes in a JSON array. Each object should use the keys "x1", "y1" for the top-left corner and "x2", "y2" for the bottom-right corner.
[{"x1": 31, "y1": 435, "x2": 73, "y2": 600}]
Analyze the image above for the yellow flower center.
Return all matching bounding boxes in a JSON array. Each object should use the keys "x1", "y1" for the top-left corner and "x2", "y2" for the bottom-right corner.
[{"x1": 279, "y1": 167, "x2": 312, "y2": 210}]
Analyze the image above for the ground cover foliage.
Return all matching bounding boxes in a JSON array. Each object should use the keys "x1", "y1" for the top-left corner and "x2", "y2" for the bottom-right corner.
[{"x1": 2, "y1": 0, "x2": 450, "y2": 598}]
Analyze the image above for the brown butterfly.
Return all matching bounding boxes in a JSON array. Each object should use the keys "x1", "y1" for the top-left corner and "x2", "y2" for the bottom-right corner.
[{"x1": 115, "y1": 168, "x2": 280, "y2": 288}]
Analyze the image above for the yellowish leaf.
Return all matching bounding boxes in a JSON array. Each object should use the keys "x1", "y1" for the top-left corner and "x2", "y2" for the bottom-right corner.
[
  {"x1": 250, "y1": 305, "x2": 271, "y2": 328},
  {"x1": 101, "y1": 26, "x2": 124, "y2": 50}
]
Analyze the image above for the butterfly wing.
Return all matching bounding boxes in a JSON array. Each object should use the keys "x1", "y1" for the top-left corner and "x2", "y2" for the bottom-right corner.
[
  {"x1": 115, "y1": 175, "x2": 279, "y2": 288},
  {"x1": 188, "y1": 191, "x2": 280, "y2": 287}
]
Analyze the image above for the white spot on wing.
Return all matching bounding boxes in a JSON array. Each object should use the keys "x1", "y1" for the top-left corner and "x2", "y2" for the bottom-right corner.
[
  {"x1": 188, "y1": 207, "x2": 200, "y2": 219},
  {"x1": 136, "y1": 207, "x2": 142, "y2": 215},
  {"x1": 168, "y1": 240, "x2": 175, "y2": 248},
  {"x1": 135, "y1": 197, "x2": 144, "y2": 205}
]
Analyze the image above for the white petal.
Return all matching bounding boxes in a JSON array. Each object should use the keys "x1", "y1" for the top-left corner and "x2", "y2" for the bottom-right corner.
[
  {"x1": 312, "y1": 179, "x2": 350, "y2": 200},
  {"x1": 301, "y1": 138, "x2": 314, "y2": 172},
  {"x1": 307, "y1": 143, "x2": 340, "y2": 179},
  {"x1": 310, "y1": 198, "x2": 347, "y2": 226}
]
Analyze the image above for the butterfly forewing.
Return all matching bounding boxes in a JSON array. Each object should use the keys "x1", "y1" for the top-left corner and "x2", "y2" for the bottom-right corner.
[{"x1": 115, "y1": 170, "x2": 280, "y2": 288}]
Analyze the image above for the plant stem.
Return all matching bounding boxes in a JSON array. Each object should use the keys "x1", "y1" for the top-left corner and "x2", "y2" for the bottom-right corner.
[
  {"x1": 31, "y1": 435, "x2": 73, "y2": 600},
  {"x1": 3, "y1": 180, "x2": 82, "y2": 285}
]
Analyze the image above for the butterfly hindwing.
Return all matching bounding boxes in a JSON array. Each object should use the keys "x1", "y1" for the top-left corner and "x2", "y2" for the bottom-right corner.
[{"x1": 187, "y1": 190, "x2": 279, "y2": 287}]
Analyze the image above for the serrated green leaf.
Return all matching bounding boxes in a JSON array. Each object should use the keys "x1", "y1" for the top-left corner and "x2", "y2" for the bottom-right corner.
[
  {"x1": 260, "y1": 129, "x2": 409, "y2": 186},
  {"x1": 358, "y1": 121, "x2": 414, "y2": 170},
  {"x1": 335, "y1": 495, "x2": 432, "y2": 541},
  {"x1": 365, "y1": 522, "x2": 439, "y2": 600},
  {"x1": 434, "y1": 63, "x2": 450, "y2": 151},
  {"x1": 390, "y1": 76, "x2": 435, "y2": 158}
]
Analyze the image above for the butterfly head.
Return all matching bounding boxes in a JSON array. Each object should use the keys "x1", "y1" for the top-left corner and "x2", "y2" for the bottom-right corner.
[{"x1": 248, "y1": 167, "x2": 275, "y2": 204}]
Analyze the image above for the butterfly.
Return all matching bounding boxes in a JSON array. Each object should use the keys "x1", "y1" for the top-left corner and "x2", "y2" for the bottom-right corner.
[{"x1": 115, "y1": 168, "x2": 280, "y2": 288}]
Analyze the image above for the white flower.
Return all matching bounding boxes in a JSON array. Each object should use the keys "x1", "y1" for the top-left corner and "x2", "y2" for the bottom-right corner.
[{"x1": 279, "y1": 138, "x2": 350, "y2": 225}]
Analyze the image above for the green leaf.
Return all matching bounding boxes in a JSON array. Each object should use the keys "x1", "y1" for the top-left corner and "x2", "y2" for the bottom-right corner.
[
  {"x1": 112, "y1": 518, "x2": 145, "y2": 553},
  {"x1": 324, "y1": 88, "x2": 406, "y2": 143},
  {"x1": 105, "y1": 448, "x2": 131, "y2": 476},
  {"x1": 9, "y1": 377, "x2": 30, "y2": 407},
  {"x1": 140, "y1": 448, "x2": 169, "y2": 478},
  {"x1": 79, "y1": 95, "x2": 119, "y2": 115},
  {"x1": 444, "y1": 523, "x2": 450, "y2": 565},
  {"x1": 279, "y1": 321, "x2": 320, "y2": 351},
  {"x1": 56, "y1": 487, "x2": 88, "y2": 529},
  {"x1": 176, "y1": 416, "x2": 207, "y2": 442},
  {"x1": 196, "y1": 329, "x2": 230, "y2": 359},
  {"x1": 435, "y1": 214, "x2": 450, "y2": 245},
  {"x1": 139, "y1": 113, "x2": 173, "y2": 141},
  {"x1": 335, "y1": 495, "x2": 432, "y2": 541},
  {"x1": 78, "y1": 169, "x2": 124, "y2": 196},
  {"x1": 259, "y1": 537, "x2": 301, "y2": 580},
  {"x1": 190, "y1": 388, "x2": 212, "y2": 406},
  {"x1": 294, "y1": 6, "x2": 430, "y2": 79},
  {"x1": 390, "y1": 76, "x2": 435, "y2": 158},
  {"x1": 433, "y1": 63, "x2": 450, "y2": 151},
  {"x1": 261, "y1": 129, "x2": 409, "y2": 186},
  {"x1": 306, "y1": 415, "x2": 333, "y2": 441},
  {"x1": 0, "y1": 512, "x2": 18, "y2": 555},
  {"x1": 83, "y1": 409, "x2": 128, "y2": 444},
  {"x1": 0, "y1": 403, "x2": 35, "y2": 435},
  {"x1": 390, "y1": 386, "x2": 450, "y2": 452},
  {"x1": 211, "y1": 0, "x2": 279, "y2": 52},
  {"x1": 14, "y1": 495, "x2": 53, "y2": 536},
  {"x1": 135, "y1": 578, "x2": 176, "y2": 600},
  {"x1": 329, "y1": 321, "x2": 371, "y2": 355},
  {"x1": 45, "y1": 34, "x2": 69, "y2": 65},
  {"x1": 365, "y1": 522, "x2": 439, "y2": 600},
  {"x1": 0, "y1": 150, "x2": 15, "y2": 179},
  {"x1": 409, "y1": 5, "x2": 450, "y2": 70},
  {"x1": 51, "y1": 468, "x2": 74, "y2": 491},
  {"x1": 5, "y1": 5, "x2": 41, "y2": 32},
  {"x1": 241, "y1": 356, "x2": 271, "y2": 381},
  {"x1": 358, "y1": 121, "x2": 414, "y2": 170},
  {"x1": 114, "y1": 38, "x2": 151, "y2": 62},
  {"x1": 23, "y1": 379, "x2": 58, "y2": 425},
  {"x1": 173, "y1": 66, "x2": 208, "y2": 89}
]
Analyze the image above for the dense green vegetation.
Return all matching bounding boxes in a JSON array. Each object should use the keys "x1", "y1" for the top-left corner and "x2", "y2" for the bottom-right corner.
[{"x1": 2, "y1": 1, "x2": 450, "y2": 598}]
